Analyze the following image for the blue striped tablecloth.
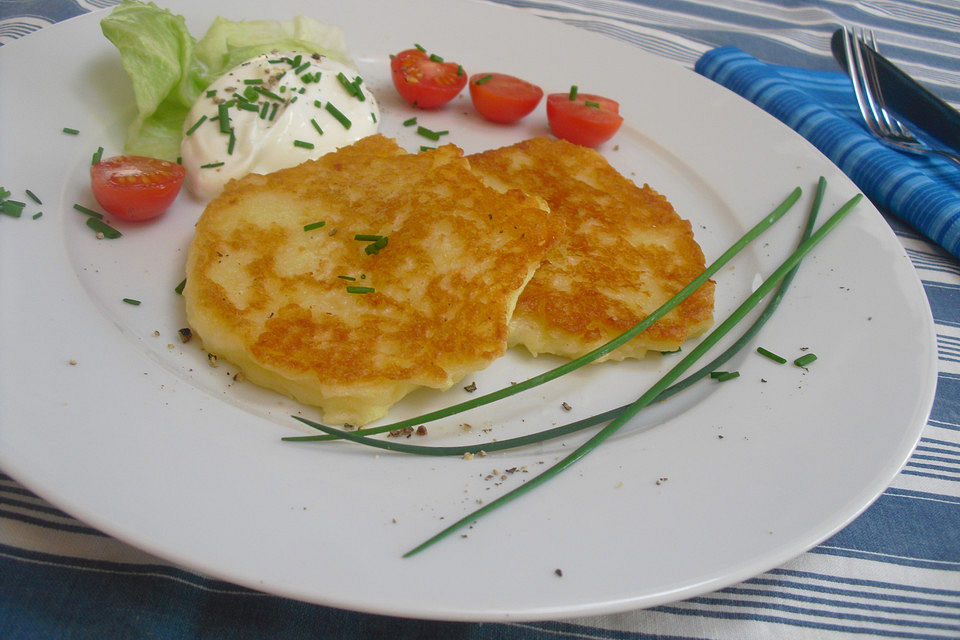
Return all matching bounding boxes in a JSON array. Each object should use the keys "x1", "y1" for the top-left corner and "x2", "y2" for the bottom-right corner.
[{"x1": 2, "y1": 1, "x2": 958, "y2": 638}]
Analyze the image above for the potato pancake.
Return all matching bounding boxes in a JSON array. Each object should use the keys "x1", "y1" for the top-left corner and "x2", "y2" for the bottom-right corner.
[
  {"x1": 468, "y1": 137, "x2": 714, "y2": 361},
  {"x1": 184, "y1": 135, "x2": 563, "y2": 425}
]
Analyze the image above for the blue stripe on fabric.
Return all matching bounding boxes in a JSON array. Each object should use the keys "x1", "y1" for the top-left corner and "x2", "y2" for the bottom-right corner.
[
  {"x1": 812, "y1": 546, "x2": 960, "y2": 572},
  {"x1": 816, "y1": 492, "x2": 960, "y2": 568},
  {"x1": 0, "y1": 509, "x2": 104, "y2": 537},
  {"x1": 767, "y1": 567, "x2": 960, "y2": 597},
  {"x1": 929, "y1": 374, "x2": 960, "y2": 431},
  {"x1": 923, "y1": 282, "x2": 960, "y2": 328},
  {"x1": 746, "y1": 576, "x2": 960, "y2": 608},
  {"x1": 651, "y1": 605, "x2": 960, "y2": 640},
  {"x1": 901, "y1": 469, "x2": 960, "y2": 482},
  {"x1": 695, "y1": 47, "x2": 960, "y2": 261}
]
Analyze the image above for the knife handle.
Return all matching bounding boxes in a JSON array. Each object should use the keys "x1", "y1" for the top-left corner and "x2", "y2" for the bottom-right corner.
[{"x1": 830, "y1": 28, "x2": 960, "y2": 153}]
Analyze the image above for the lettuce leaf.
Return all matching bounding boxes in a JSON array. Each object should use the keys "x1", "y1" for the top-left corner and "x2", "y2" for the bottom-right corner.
[{"x1": 100, "y1": 1, "x2": 353, "y2": 161}]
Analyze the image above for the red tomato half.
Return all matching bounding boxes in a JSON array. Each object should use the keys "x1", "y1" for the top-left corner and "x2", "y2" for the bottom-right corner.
[
  {"x1": 390, "y1": 48, "x2": 467, "y2": 109},
  {"x1": 469, "y1": 73, "x2": 543, "y2": 123},
  {"x1": 546, "y1": 93, "x2": 624, "y2": 147},
  {"x1": 90, "y1": 156, "x2": 185, "y2": 221}
]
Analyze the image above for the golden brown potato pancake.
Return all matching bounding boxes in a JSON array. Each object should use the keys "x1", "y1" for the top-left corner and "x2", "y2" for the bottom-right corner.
[
  {"x1": 468, "y1": 137, "x2": 714, "y2": 361},
  {"x1": 185, "y1": 135, "x2": 563, "y2": 425}
]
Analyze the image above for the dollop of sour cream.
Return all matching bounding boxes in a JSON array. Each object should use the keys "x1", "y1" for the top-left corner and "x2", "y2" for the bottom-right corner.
[{"x1": 181, "y1": 51, "x2": 379, "y2": 201}]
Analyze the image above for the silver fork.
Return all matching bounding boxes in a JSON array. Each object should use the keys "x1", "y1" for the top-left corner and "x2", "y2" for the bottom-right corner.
[{"x1": 842, "y1": 26, "x2": 960, "y2": 165}]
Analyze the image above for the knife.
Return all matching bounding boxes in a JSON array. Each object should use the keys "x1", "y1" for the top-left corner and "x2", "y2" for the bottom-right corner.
[{"x1": 830, "y1": 28, "x2": 960, "y2": 153}]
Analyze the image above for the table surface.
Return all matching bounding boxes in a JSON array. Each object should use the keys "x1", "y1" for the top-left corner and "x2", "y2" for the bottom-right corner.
[{"x1": 2, "y1": 1, "x2": 958, "y2": 638}]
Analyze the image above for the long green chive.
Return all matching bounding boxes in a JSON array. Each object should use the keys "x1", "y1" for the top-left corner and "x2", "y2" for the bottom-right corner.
[
  {"x1": 568, "y1": 85, "x2": 578, "y2": 100},
  {"x1": 325, "y1": 102, "x2": 352, "y2": 129},
  {"x1": 403, "y1": 117, "x2": 417, "y2": 127},
  {"x1": 303, "y1": 221, "x2": 326, "y2": 231},
  {"x1": 287, "y1": 187, "x2": 804, "y2": 444},
  {"x1": 217, "y1": 103, "x2": 231, "y2": 133},
  {"x1": 311, "y1": 118, "x2": 324, "y2": 135},
  {"x1": 284, "y1": 180, "x2": 831, "y2": 453},
  {"x1": 346, "y1": 285, "x2": 375, "y2": 294},
  {"x1": 25, "y1": 190, "x2": 41, "y2": 204},
  {"x1": 294, "y1": 139, "x2": 315, "y2": 149},
  {"x1": 186, "y1": 115, "x2": 208, "y2": 135},
  {"x1": 401, "y1": 189, "x2": 861, "y2": 557},
  {"x1": 86, "y1": 217, "x2": 121, "y2": 238},
  {"x1": 62, "y1": 127, "x2": 79, "y2": 135},
  {"x1": 73, "y1": 203, "x2": 103, "y2": 219},
  {"x1": 475, "y1": 74, "x2": 493, "y2": 85},
  {"x1": 756, "y1": 346, "x2": 787, "y2": 364},
  {"x1": 200, "y1": 162, "x2": 224, "y2": 169},
  {"x1": 122, "y1": 298, "x2": 141, "y2": 306},
  {"x1": 91, "y1": 146, "x2": 104, "y2": 165},
  {"x1": 175, "y1": 278, "x2": 186, "y2": 295},
  {"x1": 417, "y1": 126, "x2": 442, "y2": 141},
  {"x1": 794, "y1": 353, "x2": 817, "y2": 367}
]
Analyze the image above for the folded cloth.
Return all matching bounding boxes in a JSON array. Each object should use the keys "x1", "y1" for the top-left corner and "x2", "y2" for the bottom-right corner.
[{"x1": 695, "y1": 46, "x2": 960, "y2": 261}]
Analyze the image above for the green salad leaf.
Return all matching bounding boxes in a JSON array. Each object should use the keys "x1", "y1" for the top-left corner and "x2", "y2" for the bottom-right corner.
[{"x1": 100, "y1": 1, "x2": 353, "y2": 161}]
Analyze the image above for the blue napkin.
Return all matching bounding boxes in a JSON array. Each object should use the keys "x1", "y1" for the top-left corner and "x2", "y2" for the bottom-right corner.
[{"x1": 695, "y1": 47, "x2": 960, "y2": 261}]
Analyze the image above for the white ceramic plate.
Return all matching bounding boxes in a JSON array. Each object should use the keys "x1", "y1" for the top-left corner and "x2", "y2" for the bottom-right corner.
[{"x1": 0, "y1": 0, "x2": 938, "y2": 622}]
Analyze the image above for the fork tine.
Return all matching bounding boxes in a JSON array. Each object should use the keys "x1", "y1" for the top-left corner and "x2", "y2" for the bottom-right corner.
[
  {"x1": 851, "y1": 27, "x2": 889, "y2": 135},
  {"x1": 864, "y1": 30, "x2": 906, "y2": 135},
  {"x1": 842, "y1": 26, "x2": 882, "y2": 137}
]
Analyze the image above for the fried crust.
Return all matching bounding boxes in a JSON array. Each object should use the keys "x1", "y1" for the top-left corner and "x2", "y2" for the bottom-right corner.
[
  {"x1": 185, "y1": 135, "x2": 563, "y2": 424},
  {"x1": 468, "y1": 137, "x2": 714, "y2": 361}
]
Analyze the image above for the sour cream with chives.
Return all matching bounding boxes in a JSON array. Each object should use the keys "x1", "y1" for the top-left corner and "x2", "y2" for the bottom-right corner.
[{"x1": 181, "y1": 51, "x2": 379, "y2": 200}]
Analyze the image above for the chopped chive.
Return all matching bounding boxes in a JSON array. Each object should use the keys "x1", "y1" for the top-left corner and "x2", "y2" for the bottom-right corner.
[
  {"x1": 243, "y1": 86, "x2": 260, "y2": 102},
  {"x1": 346, "y1": 285, "x2": 375, "y2": 294},
  {"x1": 420, "y1": 145, "x2": 435, "y2": 152},
  {"x1": 416, "y1": 125, "x2": 442, "y2": 141},
  {"x1": 91, "y1": 146, "x2": 104, "y2": 165},
  {"x1": 200, "y1": 161, "x2": 224, "y2": 169},
  {"x1": 243, "y1": 78, "x2": 263, "y2": 85},
  {"x1": 259, "y1": 102, "x2": 269, "y2": 119},
  {"x1": 174, "y1": 278, "x2": 186, "y2": 295},
  {"x1": 457, "y1": 64, "x2": 464, "y2": 76},
  {"x1": 295, "y1": 62, "x2": 310, "y2": 75},
  {"x1": 568, "y1": 85, "x2": 578, "y2": 100},
  {"x1": 403, "y1": 117, "x2": 417, "y2": 127},
  {"x1": 414, "y1": 43, "x2": 426, "y2": 52},
  {"x1": 218, "y1": 103, "x2": 231, "y2": 133},
  {"x1": 227, "y1": 129, "x2": 236, "y2": 155},
  {"x1": 122, "y1": 298, "x2": 141, "y2": 306},
  {"x1": 429, "y1": 53, "x2": 444, "y2": 62},
  {"x1": 236, "y1": 102, "x2": 260, "y2": 112},
  {"x1": 280, "y1": 85, "x2": 287, "y2": 93},
  {"x1": 62, "y1": 127, "x2": 79, "y2": 135},
  {"x1": 269, "y1": 103, "x2": 279, "y2": 121},
  {"x1": 86, "y1": 217, "x2": 121, "y2": 238},
  {"x1": 371, "y1": 112, "x2": 377, "y2": 123},
  {"x1": 186, "y1": 115, "x2": 208, "y2": 135},
  {"x1": 337, "y1": 275, "x2": 356, "y2": 281},
  {"x1": 584, "y1": 100, "x2": 600, "y2": 108},
  {"x1": 794, "y1": 353, "x2": 817, "y2": 367},
  {"x1": 365, "y1": 237, "x2": 388, "y2": 255},
  {"x1": 294, "y1": 139, "x2": 315, "y2": 149},
  {"x1": 73, "y1": 203, "x2": 103, "y2": 219},
  {"x1": 756, "y1": 346, "x2": 787, "y2": 364},
  {"x1": 314, "y1": 99, "x2": 323, "y2": 109},
  {"x1": 25, "y1": 189, "x2": 41, "y2": 205},
  {"x1": 1, "y1": 200, "x2": 24, "y2": 218},
  {"x1": 711, "y1": 371, "x2": 740, "y2": 381},
  {"x1": 354, "y1": 234, "x2": 384, "y2": 241},
  {"x1": 206, "y1": 89, "x2": 217, "y2": 98},
  {"x1": 475, "y1": 74, "x2": 493, "y2": 85},
  {"x1": 256, "y1": 86, "x2": 285, "y2": 102},
  {"x1": 268, "y1": 58, "x2": 285, "y2": 64},
  {"x1": 0, "y1": 187, "x2": 9, "y2": 199},
  {"x1": 324, "y1": 101, "x2": 352, "y2": 129},
  {"x1": 32, "y1": 212, "x2": 43, "y2": 220},
  {"x1": 291, "y1": 54, "x2": 302, "y2": 69},
  {"x1": 310, "y1": 118, "x2": 324, "y2": 135},
  {"x1": 303, "y1": 220, "x2": 326, "y2": 231}
]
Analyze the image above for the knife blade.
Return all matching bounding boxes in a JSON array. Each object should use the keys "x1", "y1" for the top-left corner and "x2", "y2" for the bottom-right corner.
[{"x1": 830, "y1": 28, "x2": 960, "y2": 153}]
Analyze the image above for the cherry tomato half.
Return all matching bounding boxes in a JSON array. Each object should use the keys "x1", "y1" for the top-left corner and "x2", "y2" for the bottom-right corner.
[
  {"x1": 546, "y1": 93, "x2": 624, "y2": 147},
  {"x1": 390, "y1": 48, "x2": 467, "y2": 109},
  {"x1": 469, "y1": 73, "x2": 543, "y2": 123},
  {"x1": 90, "y1": 155, "x2": 185, "y2": 221}
]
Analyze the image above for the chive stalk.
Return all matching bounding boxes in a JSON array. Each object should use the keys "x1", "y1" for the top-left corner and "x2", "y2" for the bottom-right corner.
[
  {"x1": 794, "y1": 353, "x2": 817, "y2": 367},
  {"x1": 756, "y1": 346, "x2": 786, "y2": 363},
  {"x1": 325, "y1": 102, "x2": 352, "y2": 129}
]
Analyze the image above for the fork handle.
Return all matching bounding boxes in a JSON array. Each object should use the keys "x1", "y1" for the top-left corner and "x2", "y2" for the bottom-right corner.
[{"x1": 831, "y1": 29, "x2": 960, "y2": 155}]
